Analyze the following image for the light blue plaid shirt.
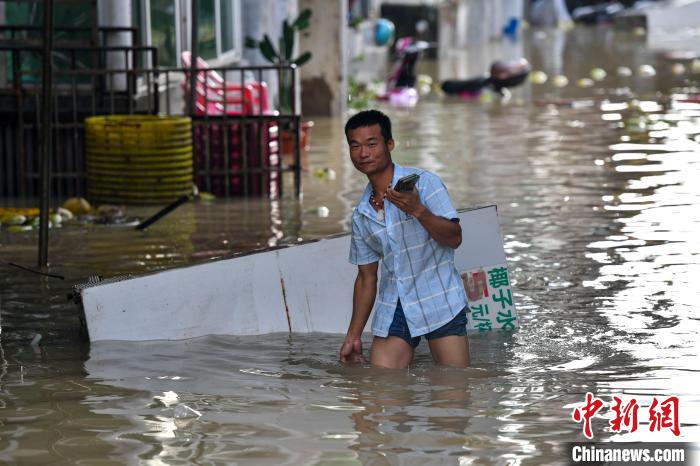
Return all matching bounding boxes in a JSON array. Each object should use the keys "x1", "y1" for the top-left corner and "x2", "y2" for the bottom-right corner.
[{"x1": 349, "y1": 163, "x2": 468, "y2": 337}]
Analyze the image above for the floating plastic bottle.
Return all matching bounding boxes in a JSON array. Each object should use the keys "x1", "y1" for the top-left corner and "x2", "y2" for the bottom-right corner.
[{"x1": 173, "y1": 404, "x2": 202, "y2": 420}]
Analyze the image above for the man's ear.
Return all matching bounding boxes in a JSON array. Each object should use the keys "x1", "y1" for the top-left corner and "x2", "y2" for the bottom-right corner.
[{"x1": 387, "y1": 138, "x2": 395, "y2": 151}]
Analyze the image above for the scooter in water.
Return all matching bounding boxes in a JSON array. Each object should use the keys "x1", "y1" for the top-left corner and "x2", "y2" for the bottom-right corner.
[
  {"x1": 377, "y1": 37, "x2": 431, "y2": 107},
  {"x1": 441, "y1": 58, "x2": 531, "y2": 97}
]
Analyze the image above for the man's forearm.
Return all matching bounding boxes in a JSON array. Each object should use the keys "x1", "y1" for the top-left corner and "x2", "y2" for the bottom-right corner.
[
  {"x1": 414, "y1": 205, "x2": 462, "y2": 249},
  {"x1": 346, "y1": 274, "x2": 377, "y2": 339}
]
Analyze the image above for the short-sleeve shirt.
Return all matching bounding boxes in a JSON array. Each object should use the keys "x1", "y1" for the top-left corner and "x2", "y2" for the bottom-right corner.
[{"x1": 348, "y1": 163, "x2": 468, "y2": 337}]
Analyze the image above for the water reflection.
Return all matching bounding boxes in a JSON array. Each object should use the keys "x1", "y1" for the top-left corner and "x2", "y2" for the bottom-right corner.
[
  {"x1": 581, "y1": 95, "x2": 700, "y2": 441},
  {"x1": 80, "y1": 332, "x2": 611, "y2": 464}
]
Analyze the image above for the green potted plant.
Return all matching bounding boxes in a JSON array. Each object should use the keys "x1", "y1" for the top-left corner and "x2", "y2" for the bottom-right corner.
[
  {"x1": 245, "y1": 9, "x2": 312, "y2": 114},
  {"x1": 245, "y1": 9, "x2": 314, "y2": 158}
]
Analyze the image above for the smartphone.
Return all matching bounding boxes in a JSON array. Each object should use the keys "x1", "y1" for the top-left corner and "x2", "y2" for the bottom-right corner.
[{"x1": 393, "y1": 173, "x2": 420, "y2": 193}]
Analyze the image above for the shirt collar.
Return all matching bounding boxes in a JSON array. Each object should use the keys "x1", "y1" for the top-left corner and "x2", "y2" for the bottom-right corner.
[
  {"x1": 356, "y1": 163, "x2": 411, "y2": 221},
  {"x1": 391, "y1": 162, "x2": 409, "y2": 186}
]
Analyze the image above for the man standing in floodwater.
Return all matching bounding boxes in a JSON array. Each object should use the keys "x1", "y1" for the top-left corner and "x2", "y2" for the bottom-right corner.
[{"x1": 340, "y1": 109, "x2": 470, "y2": 368}]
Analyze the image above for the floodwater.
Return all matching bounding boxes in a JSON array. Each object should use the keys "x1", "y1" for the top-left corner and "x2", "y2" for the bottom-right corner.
[{"x1": 1, "y1": 26, "x2": 700, "y2": 464}]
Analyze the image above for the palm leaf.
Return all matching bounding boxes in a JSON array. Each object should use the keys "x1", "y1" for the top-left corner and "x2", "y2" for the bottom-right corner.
[
  {"x1": 283, "y1": 20, "x2": 294, "y2": 61},
  {"x1": 293, "y1": 51, "x2": 312, "y2": 67},
  {"x1": 244, "y1": 36, "x2": 258, "y2": 49},
  {"x1": 293, "y1": 9, "x2": 312, "y2": 30},
  {"x1": 260, "y1": 34, "x2": 279, "y2": 63}
]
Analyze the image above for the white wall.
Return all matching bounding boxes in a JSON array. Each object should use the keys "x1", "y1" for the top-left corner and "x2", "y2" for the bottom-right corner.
[
  {"x1": 298, "y1": 0, "x2": 348, "y2": 116},
  {"x1": 438, "y1": 0, "x2": 524, "y2": 81},
  {"x1": 241, "y1": 0, "x2": 299, "y2": 113}
]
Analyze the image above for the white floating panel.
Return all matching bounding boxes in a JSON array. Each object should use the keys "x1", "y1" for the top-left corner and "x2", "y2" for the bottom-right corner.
[{"x1": 81, "y1": 205, "x2": 517, "y2": 341}]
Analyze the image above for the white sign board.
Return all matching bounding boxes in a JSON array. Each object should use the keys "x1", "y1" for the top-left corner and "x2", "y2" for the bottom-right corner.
[
  {"x1": 460, "y1": 263, "x2": 518, "y2": 332},
  {"x1": 80, "y1": 205, "x2": 517, "y2": 341}
]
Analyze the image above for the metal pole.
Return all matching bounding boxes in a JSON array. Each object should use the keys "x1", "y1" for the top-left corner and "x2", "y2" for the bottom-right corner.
[
  {"x1": 291, "y1": 65, "x2": 301, "y2": 197},
  {"x1": 38, "y1": 0, "x2": 55, "y2": 268},
  {"x1": 188, "y1": 0, "x2": 199, "y2": 117}
]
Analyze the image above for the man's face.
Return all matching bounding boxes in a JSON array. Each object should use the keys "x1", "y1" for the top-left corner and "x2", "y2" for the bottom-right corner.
[{"x1": 346, "y1": 124, "x2": 395, "y2": 176}]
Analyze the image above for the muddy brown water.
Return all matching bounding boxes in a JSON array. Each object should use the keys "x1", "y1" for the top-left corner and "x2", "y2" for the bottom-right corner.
[{"x1": 1, "y1": 27, "x2": 699, "y2": 464}]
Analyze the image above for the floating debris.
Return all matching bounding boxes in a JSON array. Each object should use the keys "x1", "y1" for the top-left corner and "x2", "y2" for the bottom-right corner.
[
  {"x1": 62, "y1": 197, "x2": 92, "y2": 216},
  {"x1": 313, "y1": 168, "x2": 337, "y2": 180},
  {"x1": 56, "y1": 207, "x2": 74, "y2": 221},
  {"x1": 571, "y1": 100, "x2": 596, "y2": 109},
  {"x1": 197, "y1": 192, "x2": 216, "y2": 202},
  {"x1": 692, "y1": 59, "x2": 700, "y2": 74},
  {"x1": 5, "y1": 225, "x2": 33, "y2": 233},
  {"x1": 627, "y1": 99, "x2": 642, "y2": 111},
  {"x1": 0, "y1": 213, "x2": 27, "y2": 226},
  {"x1": 617, "y1": 66, "x2": 633, "y2": 77},
  {"x1": 389, "y1": 87, "x2": 419, "y2": 107},
  {"x1": 624, "y1": 115, "x2": 650, "y2": 133},
  {"x1": 671, "y1": 63, "x2": 686, "y2": 75},
  {"x1": 638, "y1": 65, "x2": 656, "y2": 77},
  {"x1": 534, "y1": 97, "x2": 595, "y2": 108},
  {"x1": 530, "y1": 70, "x2": 548, "y2": 84},
  {"x1": 173, "y1": 404, "x2": 201, "y2": 419},
  {"x1": 479, "y1": 90, "x2": 494, "y2": 103},
  {"x1": 173, "y1": 404, "x2": 202, "y2": 428},
  {"x1": 590, "y1": 68, "x2": 607, "y2": 81},
  {"x1": 416, "y1": 74, "x2": 433, "y2": 96},
  {"x1": 0, "y1": 203, "x2": 136, "y2": 231},
  {"x1": 30, "y1": 334, "x2": 42, "y2": 348},
  {"x1": 552, "y1": 75, "x2": 569, "y2": 88},
  {"x1": 50, "y1": 213, "x2": 63, "y2": 227},
  {"x1": 317, "y1": 206, "x2": 330, "y2": 218},
  {"x1": 80, "y1": 204, "x2": 128, "y2": 225},
  {"x1": 28, "y1": 215, "x2": 61, "y2": 229},
  {"x1": 0, "y1": 211, "x2": 34, "y2": 232}
]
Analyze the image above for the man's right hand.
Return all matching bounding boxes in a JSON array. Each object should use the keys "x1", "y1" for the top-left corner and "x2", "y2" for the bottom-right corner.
[{"x1": 339, "y1": 338, "x2": 364, "y2": 364}]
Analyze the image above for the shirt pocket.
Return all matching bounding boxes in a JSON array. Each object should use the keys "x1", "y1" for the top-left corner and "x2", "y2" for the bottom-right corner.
[{"x1": 404, "y1": 215, "x2": 430, "y2": 245}]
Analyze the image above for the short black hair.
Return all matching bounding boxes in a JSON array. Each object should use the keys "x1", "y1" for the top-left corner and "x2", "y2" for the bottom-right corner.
[{"x1": 344, "y1": 109, "x2": 393, "y2": 143}]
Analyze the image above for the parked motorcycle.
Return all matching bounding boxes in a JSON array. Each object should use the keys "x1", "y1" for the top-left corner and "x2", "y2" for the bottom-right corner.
[{"x1": 377, "y1": 37, "x2": 432, "y2": 107}]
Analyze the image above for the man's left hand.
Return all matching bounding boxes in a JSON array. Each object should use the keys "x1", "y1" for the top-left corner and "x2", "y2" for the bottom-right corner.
[{"x1": 386, "y1": 186, "x2": 425, "y2": 217}]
